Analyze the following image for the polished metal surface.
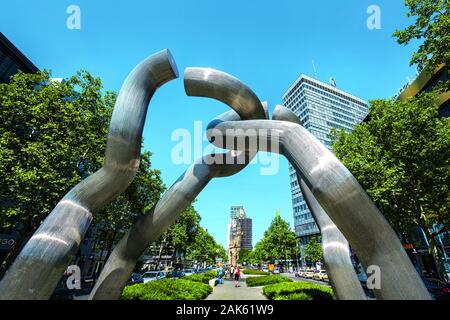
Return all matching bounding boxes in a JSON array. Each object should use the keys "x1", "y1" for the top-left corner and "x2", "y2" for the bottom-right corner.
[
  {"x1": 89, "y1": 68, "x2": 267, "y2": 300},
  {"x1": 0, "y1": 50, "x2": 178, "y2": 300},
  {"x1": 272, "y1": 105, "x2": 366, "y2": 300},
  {"x1": 207, "y1": 119, "x2": 431, "y2": 300}
]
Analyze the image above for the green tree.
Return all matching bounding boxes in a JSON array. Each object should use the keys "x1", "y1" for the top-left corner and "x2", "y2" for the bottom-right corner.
[
  {"x1": 152, "y1": 204, "x2": 201, "y2": 266},
  {"x1": 237, "y1": 248, "x2": 253, "y2": 265},
  {"x1": 253, "y1": 212, "x2": 299, "y2": 265},
  {"x1": 393, "y1": 0, "x2": 449, "y2": 89},
  {"x1": 0, "y1": 70, "x2": 117, "y2": 273},
  {"x1": 303, "y1": 236, "x2": 323, "y2": 264},
  {"x1": 186, "y1": 226, "x2": 226, "y2": 266},
  {"x1": 332, "y1": 91, "x2": 449, "y2": 277}
]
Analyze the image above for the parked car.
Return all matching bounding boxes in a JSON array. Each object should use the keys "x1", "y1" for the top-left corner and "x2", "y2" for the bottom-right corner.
[
  {"x1": 313, "y1": 270, "x2": 328, "y2": 281},
  {"x1": 304, "y1": 269, "x2": 315, "y2": 279},
  {"x1": 127, "y1": 273, "x2": 144, "y2": 285},
  {"x1": 142, "y1": 271, "x2": 165, "y2": 283},
  {"x1": 272, "y1": 268, "x2": 280, "y2": 274},
  {"x1": 421, "y1": 277, "x2": 450, "y2": 300},
  {"x1": 166, "y1": 270, "x2": 185, "y2": 279},
  {"x1": 183, "y1": 269, "x2": 195, "y2": 276}
]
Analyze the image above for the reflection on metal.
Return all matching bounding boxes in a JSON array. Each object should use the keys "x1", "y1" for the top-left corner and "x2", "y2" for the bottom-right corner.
[
  {"x1": 272, "y1": 105, "x2": 366, "y2": 300},
  {"x1": 207, "y1": 118, "x2": 431, "y2": 300},
  {"x1": 89, "y1": 68, "x2": 267, "y2": 300},
  {"x1": 0, "y1": 50, "x2": 179, "y2": 300}
]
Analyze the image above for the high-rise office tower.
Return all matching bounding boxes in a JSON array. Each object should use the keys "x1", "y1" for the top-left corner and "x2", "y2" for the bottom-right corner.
[
  {"x1": 227, "y1": 206, "x2": 253, "y2": 264},
  {"x1": 282, "y1": 74, "x2": 369, "y2": 243}
]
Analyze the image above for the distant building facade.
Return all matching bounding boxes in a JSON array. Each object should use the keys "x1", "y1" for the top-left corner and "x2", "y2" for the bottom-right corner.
[
  {"x1": 0, "y1": 32, "x2": 38, "y2": 83},
  {"x1": 227, "y1": 206, "x2": 253, "y2": 260},
  {"x1": 281, "y1": 74, "x2": 369, "y2": 243}
]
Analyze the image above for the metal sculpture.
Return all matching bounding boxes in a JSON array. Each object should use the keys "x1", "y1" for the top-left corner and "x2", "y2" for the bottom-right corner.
[
  {"x1": 0, "y1": 51, "x2": 431, "y2": 300},
  {"x1": 0, "y1": 49, "x2": 179, "y2": 300},
  {"x1": 272, "y1": 105, "x2": 367, "y2": 300},
  {"x1": 206, "y1": 117, "x2": 431, "y2": 300},
  {"x1": 88, "y1": 68, "x2": 268, "y2": 300}
]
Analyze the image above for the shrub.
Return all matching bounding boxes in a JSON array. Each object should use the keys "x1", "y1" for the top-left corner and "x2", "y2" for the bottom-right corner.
[
  {"x1": 182, "y1": 272, "x2": 216, "y2": 284},
  {"x1": 242, "y1": 269, "x2": 270, "y2": 275},
  {"x1": 121, "y1": 278, "x2": 212, "y2": 300},
  {"x1": 263, "y1": 281, "x2": 334, "y2": 300},
  {"x1": 246, "y1": 275, "x2": 292, "y2": 287}
]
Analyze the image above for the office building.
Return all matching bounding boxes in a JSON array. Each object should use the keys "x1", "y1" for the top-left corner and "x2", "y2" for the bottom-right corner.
[
  {"x1": 0, "y1": 32, "x2": 38, "y2": 83},
  {"x1": 227, "y1": 206, "x2": 253, "y2": 255},
  {"x1": 282, "y1": 74, "x2": 369, "y2": 243}
]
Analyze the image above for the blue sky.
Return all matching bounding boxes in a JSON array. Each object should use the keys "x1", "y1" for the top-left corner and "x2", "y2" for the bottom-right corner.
[{"x1": 1, "y1": 0, "x2": 420, "y2": 247}]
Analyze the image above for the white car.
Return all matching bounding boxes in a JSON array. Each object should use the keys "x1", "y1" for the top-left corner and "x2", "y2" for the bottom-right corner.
[
  {"x1": 183, "y1": 269, "x2": 195, "y2": 276},
  {"x1": 272, "y1": 268, "x2": 280, "y2": 274},
  {"x1": 142, "y1": 271, "x2": 165, "y2": 283}
]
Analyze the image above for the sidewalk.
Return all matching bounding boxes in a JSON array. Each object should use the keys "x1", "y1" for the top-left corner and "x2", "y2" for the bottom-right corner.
[{"x1": 205, "y1": 275, "x2": 267, "y2": 300}]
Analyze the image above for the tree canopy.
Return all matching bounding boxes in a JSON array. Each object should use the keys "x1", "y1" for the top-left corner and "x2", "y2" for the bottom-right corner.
[
  {"x1": 332, "y1": 92, "x2": 449, "y2": 244},
  {"x1": 303, "y1": 236, "x2": 323, "y2": 264},
  {"x1": 393, "y1": 0, "x2": 449, "y2": 88},
  {"x1": 252, "y1": 212, "x2": 299, "y2": 263},
  {"x1": 0, "y1": 70, "x2": 114, "y2": 231}
]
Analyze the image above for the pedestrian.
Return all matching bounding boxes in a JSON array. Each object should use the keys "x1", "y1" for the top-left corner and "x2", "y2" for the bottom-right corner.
[
  {"x1": 230, "y1": 265, "x2": 235, "y2": 279},
  {"x1": 217, "y1": 265, "x2": 224, "y2": 284},
  {"x1": 234, "y1": 265, "x2": 241, "y2": 287}
]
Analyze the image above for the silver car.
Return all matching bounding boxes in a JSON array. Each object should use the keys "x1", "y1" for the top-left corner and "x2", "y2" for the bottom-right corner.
[{"x1": 142, "y1": 271, "x2": 165, "y2": 283}]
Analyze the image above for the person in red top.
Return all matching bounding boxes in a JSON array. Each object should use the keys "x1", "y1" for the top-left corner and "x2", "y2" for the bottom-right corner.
[{"x1": 234, "y1": 265, "x2": 241, "y2": 287}]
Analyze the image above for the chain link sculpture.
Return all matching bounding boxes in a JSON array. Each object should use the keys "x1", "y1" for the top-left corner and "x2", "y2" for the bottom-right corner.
[
  {"x1": 88, "y1": 67, "x2": 268, "y2": 300},
  {"x1": 206, "y1": 115, "x2": 431, "y2": 300},
  {"x1": 0, "y1": 50, "x2": 431, "y2": 300}
]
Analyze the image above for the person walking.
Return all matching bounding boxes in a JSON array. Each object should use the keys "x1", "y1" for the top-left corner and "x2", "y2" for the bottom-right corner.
[
  {"x1": 217, "y1": 265, "x2": 224, "y2": 284},
  {"x1": 230, "y1": 265, "x2": 235, "y2": 280},
  {"x1": 234, "y1": 265, "x2": 241, "y2": 287}
]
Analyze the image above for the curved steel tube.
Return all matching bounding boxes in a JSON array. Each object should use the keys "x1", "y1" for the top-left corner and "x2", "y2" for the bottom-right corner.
[
  {"x1": 207, "y1": 119, "x2": 431, "y2": 300},
  {"x1": 0, "y1": 50, "x2": 179, "y2": 300},
  {"x1": 89, "y1": 68, "x2": 267, "y2": 300},
  {"x1": 272, "y1": 105, "x2": 366, "y2": 300}
]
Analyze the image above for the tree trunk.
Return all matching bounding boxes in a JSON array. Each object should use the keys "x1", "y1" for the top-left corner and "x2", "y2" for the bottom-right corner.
[{"x1": 155, "y1": 239, "x2": 166, "y2": 270}]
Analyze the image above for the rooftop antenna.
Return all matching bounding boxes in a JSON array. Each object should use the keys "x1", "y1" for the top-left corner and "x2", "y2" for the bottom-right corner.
[{"x1": 312, "y1": 60, "x2": 318, "y2": 79}]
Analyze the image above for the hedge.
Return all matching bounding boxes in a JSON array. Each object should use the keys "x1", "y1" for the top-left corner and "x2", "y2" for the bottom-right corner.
[
  {"x1": 263, "y1": 281, "x2": 334, "y2": 300},
  {"x1": 121, "y1": 278, "x2": 212, "y2": 300},
  {"x1": 246, "y1": 275, "x2": 292, "y2": 287},
  {"x1": 242, "y1": 269, "x2": 270, "y2": 275},
  {"x1": 182, "y1": 270, "x2": 218, "y2": 284}
]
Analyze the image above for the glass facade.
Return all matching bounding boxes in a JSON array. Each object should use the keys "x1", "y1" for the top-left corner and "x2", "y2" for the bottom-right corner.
[
  {"x1": 0, "y1": 32, "x2": 38, "y2": 83},
  {"x1": 227, "y1": 206, "x2": 252, "y2": 252},
  {"x1": 282, "y1": 74, "x2": 369, "y2": 241}
]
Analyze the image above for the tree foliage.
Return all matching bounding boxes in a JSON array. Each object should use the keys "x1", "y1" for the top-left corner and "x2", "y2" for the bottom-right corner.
[
  {"x1": 303, "y1": 236, "x2": 323, "y2": 264},
  {"x1": 252, "y1": 212, "x2": 299, "y2": 263},
  {"x1": 0, "y1": 70, "x2": 114, "y2": 231},
  {"x1": 393, "y1": 0, "x2": 449, "y2": 88},
  {"x1": 186, "y1": 225, "x2": 226, "y2": 265},
  {"x1": 332, "y1": 92, "x2": 449, "y2": 244}
]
